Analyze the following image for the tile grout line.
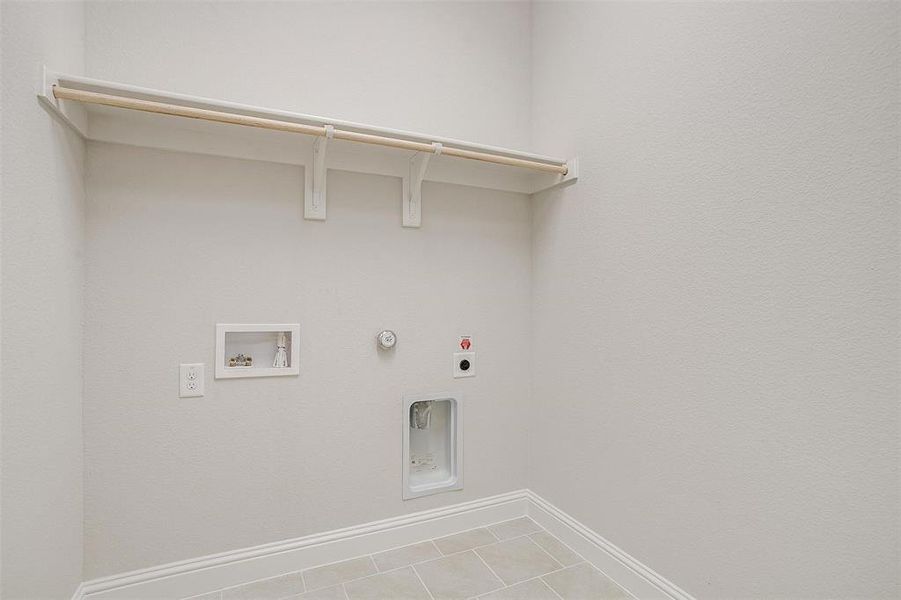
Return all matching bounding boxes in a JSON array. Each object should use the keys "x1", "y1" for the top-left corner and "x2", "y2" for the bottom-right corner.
[
  {"x1": 471, "y1": 549, "x2": 508, "y2": 594},
  {"x1": 312, "y1": 558, "x2": 410, "y2": 593},
  {"x1": 429, "y1": 517, "x2": 506, "y2": 550},
  {"x1": 409, "y1": 563, "x2": 437, "y2": 600},
  {"x1": 544, "y1": 580, "x2": 566, "y2": 600},
  {"x1": 307, "y1": 519, "x2": 540, "y2": 586},
  {"x1": 539, "y1": 549, "x2": 634, "y2": 600},
  {"x1": 306, "y1": 526, "x2": 551, "y2": 597},
  {"x1": 437, "y1": 529, "x2": 543, "y2": 559},
  {"x1": 484, "y1": 517, "x2": 544, "y2": 541},
  {"x1": 345, "y1": 533, "x2": 522, "y2": 598},
  {"x1": 214, "y1": 553, "x2": 373, "y2": 596},
  {"x1": 537, "y1": 564, "x2": 579, "y2": 600},
  {"x1": 539, "y1": 562, "x2": 588, "y2": 600},
  {"x1": 303, "y1": 550, "x2": 378, "y2": 585},
  {"x1": 374, "y1": 540, "x2": 443, "y2": 573},
  {"x1": 529, "y1": 530, "x2": 589, "y2": 566},
  {"x1": 521, "y1": 534, "x2": 567, "y2": 571},
  {"x1": 328, "y1": 552, "x2": 578, "y2": 600},
  {"x1": 209, "y1": 571, "x2": 307, "y2": 600},
  {"x1": 472, "y1": 569, "x2": 571, "y2": 600},
  {"x1": 468, "y1": 552, "x2": 577, "y2": 599},
  {"x1": 186, "y1": 518, "x2": 586, "y2": 600},
  {"x1": 434, "y1": 528, "x2": 499, "y2": 556},
  {"x1": 525, "y1": 525, "x2": 634, "y2": 599},
  {"x1": 372, "y1": 539, "x2": 440, "y2": 571}
]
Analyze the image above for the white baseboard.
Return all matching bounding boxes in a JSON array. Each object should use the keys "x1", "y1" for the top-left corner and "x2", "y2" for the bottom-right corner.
[
  {"x1": 525, "y1": 491, "x2": 694, "y2": 600},
  {"x1": 70, "y1": 582, "x2": 86, "y2": 600},
  {"x1": 81, "y1": 490, "x2": 692, "y2": 600},
  {"x1": 82, "y1": 491, "x2": 528, "y2": 599}
]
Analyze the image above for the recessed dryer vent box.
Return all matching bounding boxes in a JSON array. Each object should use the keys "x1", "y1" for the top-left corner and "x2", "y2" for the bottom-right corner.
[{"x1": 215, "y1": 324, "x2": 300, "y2": 379}]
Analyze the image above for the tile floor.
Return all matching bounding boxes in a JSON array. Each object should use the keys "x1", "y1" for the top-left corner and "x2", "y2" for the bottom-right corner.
[{"x1": 185, "y1": 517, "x2": 634, "y2": 600}]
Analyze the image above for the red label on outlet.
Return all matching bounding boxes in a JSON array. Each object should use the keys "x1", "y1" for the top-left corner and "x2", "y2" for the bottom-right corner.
[{"x1": 460, "y1": 338, "x2": 471, "y2": 350}]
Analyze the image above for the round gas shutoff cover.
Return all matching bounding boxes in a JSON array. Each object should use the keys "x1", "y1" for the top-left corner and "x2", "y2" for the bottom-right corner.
[{"x1": 377, "y1": 330, "x2": 397, "y2": 350}]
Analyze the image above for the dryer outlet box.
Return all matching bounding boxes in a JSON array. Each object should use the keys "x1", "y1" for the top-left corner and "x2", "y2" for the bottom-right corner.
[{"x1": 453, "y1": 352, "x2": 475, "y2": 378}]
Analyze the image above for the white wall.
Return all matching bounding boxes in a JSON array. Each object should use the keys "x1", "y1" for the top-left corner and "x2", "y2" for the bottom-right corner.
[
  {"x1": 82, "y1": 1, "x2": 533, "y2": 578},
  {"x1": 530, "y1": 2, "x2": 899, "y2": 599},
  {"x1": 85, "y1": 1, "x2": 532, "y2": 150},
  {"x1": 4, "y1": 1, "x2": 897, "y2": 593},
  {"x1": 0, "y1": 1, "x2": 86, "y2": 598}
]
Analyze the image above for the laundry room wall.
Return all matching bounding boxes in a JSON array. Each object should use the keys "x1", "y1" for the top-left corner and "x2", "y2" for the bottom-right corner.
[
  {"x1": 1, "y1": 1, "x2": 87, "y2": 597},
  {"x1": 82, "y1": 1, "x2": 534, "y2": 577},
  {"x1": 529, "y1": 2, "x2": 899, "y2": 598}
]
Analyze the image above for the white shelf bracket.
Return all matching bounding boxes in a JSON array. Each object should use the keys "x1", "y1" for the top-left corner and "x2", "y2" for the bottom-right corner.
[
  {"x1": 306, "y1": 125, "x2": 333, "y2": 220},
  {"x1": 36, "y1": 67, "x2": 88, "y2": 137},
  {"x1": 404, "y1": 142, "x2": 442, "y2": 228}
]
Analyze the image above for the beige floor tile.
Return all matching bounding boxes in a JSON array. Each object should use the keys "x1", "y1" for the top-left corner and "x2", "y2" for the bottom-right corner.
[
  {"x1": 529, "y1": 532, "x2": 581, "y2": 567},
  {"x1": 478, "y1": 578, "x2": 561, "y2": 600},
  {"x1": 183, "y1": 592, "x2": 222, "y2": 600},
  {"x1": 488, "y1": 518, "x2": 542, "y2": 541},
  {"x1": 372, "y1": 541, "x2": 441, "y2": 571},
  {"x1": 475, "y1": 537, "x2": 562, "y2": 585},
  {"x1": 303, "y1": 557, "x2": 377, "y2": 591},
  {"x1": 434, "y1": 527, "x2": 498, "y2": 554},
  {"x1": 221, "y1": 572, "x2": 305, "y2": 600},
  {"x1": 542, "y1": 563, "x2": 631, "y2": 600},
  {"x1": 413, "y1": 550, "x2": 504, "y2": 599},
  {"x1": 344, "y1": 566, "x2": 431, "y2": 600},
  {"x1": 292, "y1": 585, "x2": 347, "y2": 600}
]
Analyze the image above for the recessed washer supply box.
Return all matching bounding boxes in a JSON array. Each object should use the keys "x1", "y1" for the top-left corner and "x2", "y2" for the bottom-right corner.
[
  {"x1": 215, "y1": 323, "x2": 300, "y2": 379},
  {"x1": 403, "y1": 393, "x2": 463, "y2": 500}
]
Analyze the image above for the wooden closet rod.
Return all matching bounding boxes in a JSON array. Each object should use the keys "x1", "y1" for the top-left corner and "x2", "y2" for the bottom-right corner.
[{"x1": 52, "y1": 86, "x2": 568, "y2": 175}]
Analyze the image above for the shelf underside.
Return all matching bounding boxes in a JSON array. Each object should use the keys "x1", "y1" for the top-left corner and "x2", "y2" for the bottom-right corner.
[
  {"x1": 39, "y1": 70, "x2": 577, "y2": 226},
  {"x1": 86, "y1": 104, "x2": 553, "y2": 194},
  {"x1": 44, "y1": 71, "x2": 575, "y2": 192}
]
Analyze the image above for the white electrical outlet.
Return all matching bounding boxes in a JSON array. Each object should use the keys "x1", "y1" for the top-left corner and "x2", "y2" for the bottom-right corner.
[
  {"x1": 453, "y1": 352, "x2": 475, "y2": 378},
  {"x1": 179, "y1": 363, "x2": 204, "y2": 397}
]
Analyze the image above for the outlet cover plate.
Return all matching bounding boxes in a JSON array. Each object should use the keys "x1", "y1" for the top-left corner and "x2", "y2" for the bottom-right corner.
[
  {"x1": 180, "y1": 363, "x2": 204, "y2": 397},
  {"x1": 453, "y1": 352, "x2": 475, "y2": 378}
]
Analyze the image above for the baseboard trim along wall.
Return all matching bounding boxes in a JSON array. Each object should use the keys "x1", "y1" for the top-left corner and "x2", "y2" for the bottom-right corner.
[
  {"x1": 524, "y1": 491, "x2": 695, "y2": 600},
  {"x1": 77, "y1": 490, "x2": 693, "y2": 600},
  {"x1": 70, "y1": 583, "x2": 86, "y2": 600}
]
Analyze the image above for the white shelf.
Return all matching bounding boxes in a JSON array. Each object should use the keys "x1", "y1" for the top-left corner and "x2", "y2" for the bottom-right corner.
[{"x1": 38, "y1": 68, "x2": 578, "y2": 227}]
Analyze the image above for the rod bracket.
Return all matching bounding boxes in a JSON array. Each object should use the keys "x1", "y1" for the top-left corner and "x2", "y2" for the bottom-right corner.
[
  {"x1": 306, "y1": 125, "x2": 333, "y2": 220},
  {"x1": 530, "y1": 157, "x2": 580, "y2": 195},
  {"x1": 403, "y1": 142, "x2": 442, "y2": 228}
]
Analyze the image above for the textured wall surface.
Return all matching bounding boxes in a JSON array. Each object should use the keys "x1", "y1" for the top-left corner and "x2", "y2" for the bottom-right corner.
[
  {"x1": 85, "y1": 1, "x2": 532, "y2": 150},
  {"x1": 4, "y1": 1, "x2": 898, "y2": 594},
  {"x1": 0, "y1": 1, "x2": 86, "y2": 597},
  {"x1": 530, "y1": 2, "x2": 899, "y2": 598},
  {"x1": 83, "y1": 144, "x2": 531, "y2": 577},
  {"x1": 81, "y1": 1, "x2": 535, "y2": 578}
]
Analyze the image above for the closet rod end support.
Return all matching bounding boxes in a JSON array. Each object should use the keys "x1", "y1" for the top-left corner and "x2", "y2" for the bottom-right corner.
[{"x1": 530, "y1": 156, "x2": 579, "y2": 196}]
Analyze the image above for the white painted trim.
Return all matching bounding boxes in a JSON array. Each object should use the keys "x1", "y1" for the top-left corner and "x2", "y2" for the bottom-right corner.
[
  {"x1": 82, "y1": 490, "x2": 528, "y2": 599},
  {"x1": 38, "y1": 67, "x2": 576, "y2": 200},
  {"x1": 525, "y1": 491, "x2": 695, "y2": 600},
  {"x1": 41, "y1": 70, "x2": 565, "y2": 165},
  {"x1": 80, "y1": 490, "x2": 692, "y2": 600},
  {"x1": 214, "y1": 323, "x2": 300, "y2": 379},
  {"x1": 70, "y1": 582, "x2": 86, "y2": 600}
]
